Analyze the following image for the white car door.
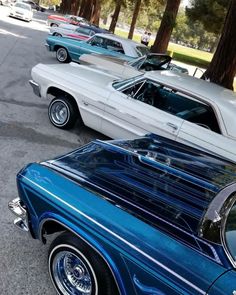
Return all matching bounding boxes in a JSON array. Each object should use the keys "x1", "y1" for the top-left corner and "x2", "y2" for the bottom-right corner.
[
  {"x1": 177, "y1": 116, "x2": 236, "y2": 162},
  {"x1": 101, "y1": 79, "x2": 184, "y2": 139}
]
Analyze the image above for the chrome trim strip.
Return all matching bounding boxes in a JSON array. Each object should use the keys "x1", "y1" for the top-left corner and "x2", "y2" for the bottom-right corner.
[
  {"x1": 45, "y1": 43, "x2": 50, "y2": 50},
  {"x1": 13, "y1": 217, "x2": 29, "y2": 232},
  {"x1": 200, "y1": 183, "x2": 236, "y2": 268},
  {"x1": 199, "y1": 183, "x2": 236, "y2": 242},
  {"x1": 8, "y1": 197, "x2": 29, "y2": 233},
  {"x1": 21, "y1": 174, "x2": 205, "y2": 294},
  {"x1": 8, "y1": 197, "x2": 27, "y2": 218},
  {"x1": 220, "y1": 192, "x2": 236, "y2": 268},
  {"x1": 29, "y1": 80, "x2": 41, "y2": 97},
  {"x1": 98, "y1": 101, "x2": 117, "y2": 110}
]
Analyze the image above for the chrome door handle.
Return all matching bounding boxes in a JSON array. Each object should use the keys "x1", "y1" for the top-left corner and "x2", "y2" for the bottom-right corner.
[{"x1": 166, "y1": 122, "x2": 178, "y2": 130}]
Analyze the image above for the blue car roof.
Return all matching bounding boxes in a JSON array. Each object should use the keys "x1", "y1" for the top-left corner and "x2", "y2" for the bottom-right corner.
[{"x1": 46, "y1": 134, "x2": 236, "y2": 236}]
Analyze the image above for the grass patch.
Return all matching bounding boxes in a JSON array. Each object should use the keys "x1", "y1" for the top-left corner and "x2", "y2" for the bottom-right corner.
[
  {"x1": 112, "y1": 28, "x2": 236, "y2": 91},
  {"x1": 114, "y1": 28, "x2": 212, "y2": 68},
  {"x1": 169, "y1": 52, "x2": 210, "y2": 68}
]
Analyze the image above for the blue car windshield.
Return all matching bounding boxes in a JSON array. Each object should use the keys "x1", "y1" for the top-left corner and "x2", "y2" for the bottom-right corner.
[{"x1": 225, "y1": 198, "x2": 236, "y2": 261}]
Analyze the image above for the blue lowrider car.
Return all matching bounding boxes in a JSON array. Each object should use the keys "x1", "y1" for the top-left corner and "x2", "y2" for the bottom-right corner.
[
  {"x1": 9, "y1": 134, "x2": 236, "y2": 295},
  {"x1": 45, "y1": 33, "x2": 150, "y2": 63}
]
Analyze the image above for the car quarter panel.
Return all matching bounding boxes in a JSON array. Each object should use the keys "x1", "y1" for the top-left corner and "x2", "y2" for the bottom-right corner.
[
  {"x1": 31, "y1": 63, "x2": 116, "y2": 130},
  {"x1": 178, "y1": 121, "x2": 236, "y2": 162},
  {"x1": 17, "y1": 162, "x2": 229, "y2": 295}
]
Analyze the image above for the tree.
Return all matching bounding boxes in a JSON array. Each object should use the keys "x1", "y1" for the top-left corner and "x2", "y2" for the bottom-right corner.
[
  {"x1": 60, "y1": 0, "x2": 72, "y2": 13},
  {"x1": 71, "y1": 0, "x2": 81, "y2": 15},
  {"x1": 152, "y1": 0, "x2": 181, "y2": 53},
  {"x1": 79, "y1": 0, "x2": 93, "y2": 19},
  {"x1": 78, "y1": 0, "x2": 101, "y2": 24},
  {"x1": 128, "y1": 0, "x2": 142, "y2": 39},
  {"x1": 109, "y1": 0, "x2": 123, "y2": 32},
  {"x1": 60, "y1": 0, "x2": 80, "y2": 14},
  {"x1": 203, "y1": 0, "x2": 236, "y2": 89},
  {"x1": 186, "y1": 0, "x2": 229, "y2": 34},
  {"x1": 90, "y1": 0, "x2": 101, "y2": 25}
]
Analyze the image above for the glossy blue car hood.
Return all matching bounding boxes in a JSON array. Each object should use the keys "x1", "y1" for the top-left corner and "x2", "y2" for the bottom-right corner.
[{"x1": 44, "y1": 134, "x2": 236, "y2": 235}]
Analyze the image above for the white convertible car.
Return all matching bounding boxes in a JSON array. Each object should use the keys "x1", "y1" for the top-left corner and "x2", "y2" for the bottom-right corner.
[{"x1": 29, "y1": 62, "x2": 236, "y2": 162}]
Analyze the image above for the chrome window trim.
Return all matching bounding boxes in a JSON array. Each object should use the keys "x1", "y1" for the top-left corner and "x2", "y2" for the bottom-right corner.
[
  {"x1": 199, "y1": 183, "x2": 236, "y2": 268},
  {"x1": 221, "y1": 192, "x2": 236, "y2": 268},
  {"x1": 113, "y1": 75, "x2": 144, "y2": 92}
]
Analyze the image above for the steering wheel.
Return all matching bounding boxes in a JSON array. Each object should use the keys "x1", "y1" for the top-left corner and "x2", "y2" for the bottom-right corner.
[{"x1": 136, "y1": 92, "x2": 154, "y2": 106}]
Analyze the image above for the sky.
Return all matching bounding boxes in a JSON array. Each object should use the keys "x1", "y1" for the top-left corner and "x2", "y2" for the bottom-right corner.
[{"x1": 182, "y1": 0, "x2": 190, "y2": 7}]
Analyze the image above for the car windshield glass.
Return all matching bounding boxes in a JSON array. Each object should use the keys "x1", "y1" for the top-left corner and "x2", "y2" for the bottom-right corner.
[
  {"x1": 127, "y1": 56, "x2": 146, "y2": 69},
  {"x1": 15, "y1": 3, "x2": 30, "y2": 9},
  {"x1": 135, "y1": 46, "x2": 150, "y2": 57},
  {"x1": 128, "y1": 55, "x2": 171, "y2": 70},
  {"x1": 112, "y1": 75, "x2": 143, "y2": 90},
  {"x1": 225, "y1": 198, "x2": 236, "y2": 261}
]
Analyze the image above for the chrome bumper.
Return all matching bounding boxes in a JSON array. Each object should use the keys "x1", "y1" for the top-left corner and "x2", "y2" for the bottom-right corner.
[
  {"x1": 29, "y1": 79, "x2": 41, "y2": 97},
  {"x1": 45, "y1": 43, "x2": 50, "y2": 51},
  {"x1": 8, "y1": 198, "x2": 29, "y2": 232}
]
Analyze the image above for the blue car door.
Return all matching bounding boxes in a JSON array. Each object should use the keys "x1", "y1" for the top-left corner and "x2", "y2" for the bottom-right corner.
[{"x1": 207, "y1": 270, "x2": 236, "y2": 295}]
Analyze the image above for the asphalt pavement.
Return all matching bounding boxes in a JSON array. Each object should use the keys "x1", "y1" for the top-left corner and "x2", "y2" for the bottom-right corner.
[{"x1": 0, "y1": 6, "x2": 104, "y2": 295}]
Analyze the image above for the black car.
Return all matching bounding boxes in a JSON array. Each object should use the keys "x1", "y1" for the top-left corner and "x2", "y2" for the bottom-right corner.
[{"x1": 22, "y1": 0, "x2": 45, "y2": 11}]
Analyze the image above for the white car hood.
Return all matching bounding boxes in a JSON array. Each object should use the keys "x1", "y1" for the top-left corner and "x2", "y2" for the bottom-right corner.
[
  {"x1": 12, "y1": 7, "x2": 31, "y2": 14},
  {"x1": 33, "y1": 62, "x2": 120, "y2": 88}
]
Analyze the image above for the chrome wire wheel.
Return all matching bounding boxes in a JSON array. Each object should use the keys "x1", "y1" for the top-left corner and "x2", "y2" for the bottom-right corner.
[
  {"x1": 50, "y1": 100, "x2": 69, "y2": 126},
  {"x1": 50, "y1": 246, "x2": 97, "y2": 295},
  {"x1": 56, "y1": 47, "x2": 69, "y2": 63},
  {"x1": 48, "y1": 233, "x2": 119, "y2": 295}
]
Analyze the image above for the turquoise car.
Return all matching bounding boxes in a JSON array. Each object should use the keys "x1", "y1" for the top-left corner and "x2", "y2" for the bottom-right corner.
[{"x1": 45, "y1": 33, "x2": 150, "y2": 63}]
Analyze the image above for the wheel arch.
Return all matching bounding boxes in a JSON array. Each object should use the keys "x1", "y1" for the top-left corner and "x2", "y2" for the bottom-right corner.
[
  {"x1": 47, "y1": 87, "x2": 78, "y2": 109},
  {"x1": 40, "y1": 217, "x2": 126, "y2": 295},
  {"x1": 54, "y1": 44, "x2": 67, "y2": 52}
]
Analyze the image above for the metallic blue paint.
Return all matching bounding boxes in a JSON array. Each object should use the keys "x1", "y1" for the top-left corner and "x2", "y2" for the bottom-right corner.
[{"x1": 10, "y1": 134, "x2": 236, "y2": 294}]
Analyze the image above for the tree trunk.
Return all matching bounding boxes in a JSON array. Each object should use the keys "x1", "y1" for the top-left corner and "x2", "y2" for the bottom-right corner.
[
  {"x1": 91, "y1": 0, "x2": 101, "y2": 25},
  {"x1": 128, "y1": 0, "x2": 141, "y2": 39},
  {"x1": 152, "y1": 0, "x2": 181, "y2": 53},
  {"x1": 79, "y1": 0, "x2": 93, "y2": 19},
  {"x1": 109, "y1": 0, "x2": 122, "y2": 33},
  {"x1": 71, "y1": 0, "x2": 81, "y2": 15},
  {"x1": 60, "y1": 0, "x2": 72, "y2": 14},
  {"x1": 203, "y1": 0, "x2": 236, "y2": 90},
  {"x1": 78, "y1": 0, "x2": 86, "y2": 16}
]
